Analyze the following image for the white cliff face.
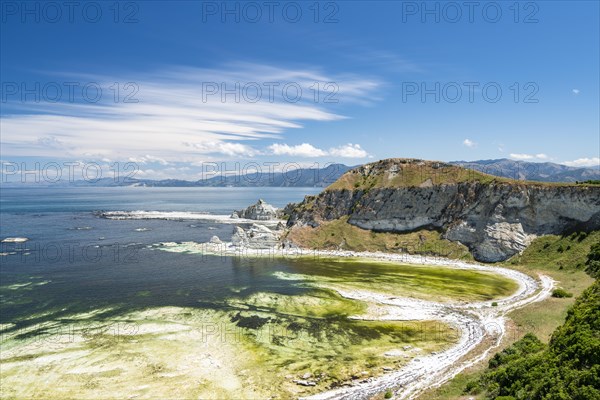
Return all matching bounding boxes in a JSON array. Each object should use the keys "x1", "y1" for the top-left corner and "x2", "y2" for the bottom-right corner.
[{"x1": 287, "y1": 183, "x2": 600, "y2": 262}]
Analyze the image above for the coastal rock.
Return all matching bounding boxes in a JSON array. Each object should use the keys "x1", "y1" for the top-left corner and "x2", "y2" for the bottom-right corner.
[
  {"x1": 232, "y1": 199, "x2": 281, "y2": 220},
  {"x1": 293, "y1": 379, "x2": 317, "y2": 387},
  {"x1": 285, "y1": 159, "x2": 600, "y2": 262},
  {"x1": 231, "y1": 224, "x2": 280, "y2": 249}
]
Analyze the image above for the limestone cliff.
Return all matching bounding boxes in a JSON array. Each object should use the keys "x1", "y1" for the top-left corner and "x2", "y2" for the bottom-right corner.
[{"x1": 285, "y1": 159, "x2": 600, "y2": 262}]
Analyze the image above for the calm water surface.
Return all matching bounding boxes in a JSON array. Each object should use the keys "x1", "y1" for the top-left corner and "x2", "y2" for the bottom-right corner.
[{"x1": 1, "y1": 187, "x2": 327, "y2": 326}]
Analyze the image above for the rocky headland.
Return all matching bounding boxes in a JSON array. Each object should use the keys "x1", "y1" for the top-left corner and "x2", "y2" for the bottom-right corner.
[{"x1": 283, "y1": 159, "x2": 600, "y2": 262}]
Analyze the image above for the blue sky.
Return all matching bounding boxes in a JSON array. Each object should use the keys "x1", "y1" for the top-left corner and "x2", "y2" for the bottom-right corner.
[{"x1": 1, "y1": 1, "x2": 599, "y2": 179}]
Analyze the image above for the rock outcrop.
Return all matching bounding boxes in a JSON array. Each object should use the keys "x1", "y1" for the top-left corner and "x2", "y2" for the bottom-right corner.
[
  {"x1": 286, "y1": 159, "x2": 600, "y2": 262},
  {"x1": 231, "y1": 199, "x2": 281, "y2": 220},
  {"x1": 231, "y1": 224, "x2": 282, "y2": 249}
]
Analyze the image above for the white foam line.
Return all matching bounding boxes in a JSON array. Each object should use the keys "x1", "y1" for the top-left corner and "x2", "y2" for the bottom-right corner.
[{"x1": 99, "y1": 210, "x2": 282, "y2": 225}]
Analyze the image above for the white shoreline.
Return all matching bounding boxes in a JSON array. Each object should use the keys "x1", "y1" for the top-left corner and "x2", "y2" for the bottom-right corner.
[
  {"x1": 99, "y1": 210, "x2": 282, "y2": 225},
  {"x1": 156, "y1": 241, "x2": 554, "y2": 400}
]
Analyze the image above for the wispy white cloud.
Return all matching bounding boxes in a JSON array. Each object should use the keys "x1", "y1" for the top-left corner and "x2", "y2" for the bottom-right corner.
[
  {"x1": 0, "y1": 64, "x2": 380, "y2": 162},
  {"x1": 509, "y1": 153, "x2": 549, "y2": 161},
  {"x1": 463, "y1": 139, "x2": 476, "y2": 148},
  {"x1": 188, "y1": 141, "x2": 259, "y2": 157},
  {"x1": 572, "y1": 89, "x2": 580, "y2": 95},
  {"x1": 562, "y1": 157, "x2": 600, "y2": 168},
  {"x1": 329, "y1": 143, "x2": 370, "y2": 158}
]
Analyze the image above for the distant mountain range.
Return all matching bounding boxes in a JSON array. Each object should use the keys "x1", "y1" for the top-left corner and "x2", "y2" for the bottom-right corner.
[
  {"x1": 3, "y1": 159, "x2": 598, "y2": 187},
  {"x1": 450, "y1": 159, "x2": 600, "y2": 183},
  {"x1": 69, "y1": 163, "x2": 353, "y2": 188}
]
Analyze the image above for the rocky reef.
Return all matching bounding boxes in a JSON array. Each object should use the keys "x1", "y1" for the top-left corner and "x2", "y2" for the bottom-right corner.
[
  {"x1": 285, "y1": 159, "x2": 600, "y2": 262},
  {"x1": 231, "y1": 199, "x2": 282, "y2": 220},
  {"x1": 231, "y1": 224, "x2": 283, "y2": 249}
]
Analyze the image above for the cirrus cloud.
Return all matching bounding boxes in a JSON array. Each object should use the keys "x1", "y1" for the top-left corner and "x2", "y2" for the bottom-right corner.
[{"x1": 0, "y1": 64, "x2": 380, "y2": 162}]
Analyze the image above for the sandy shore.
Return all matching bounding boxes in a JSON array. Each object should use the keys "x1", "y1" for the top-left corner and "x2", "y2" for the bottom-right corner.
[{"x1": 158, "y1": 240, "x2": 554, "y2": 400}]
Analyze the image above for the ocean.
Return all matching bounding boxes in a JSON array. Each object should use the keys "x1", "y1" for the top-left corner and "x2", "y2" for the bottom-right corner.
[{"x1": 0, "y1": 187, "x2": 322, "y2": 325}]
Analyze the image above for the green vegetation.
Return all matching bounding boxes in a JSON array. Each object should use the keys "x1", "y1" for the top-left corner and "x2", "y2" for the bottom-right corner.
[
  {"x1": 551, "y1": 288, "x2": 573, "y2": 298},
  {"x1": 286, "y1": 216, "x2": 473, "y2": 261},
  {"x1": 464, "y1": 244, "x2": 600, "y2": 399},
  {"x1": 326, "y1": 159, "x2": 509, "y2": 191},
  {"x1": 586, "y1": 241, "x2": 600, "y2": 278},
  {"x1": 469, "y1": 280, "x2": 599, "y2": 399},
  {"x1": 423, "y1": 231, "x2": 599, "y2": 400},
  {"x1": 508, "y1": 230, "x2": 600, "y2": 273},
  {"x1": 325, "y1": 159, "x2": 583, "y2": 191},
  {"x1": 576, "y1": 180, "x2": 600, "y2": 185},
  {"x1": 384, "y1": 389, "x2": 393, "y2": 398}
]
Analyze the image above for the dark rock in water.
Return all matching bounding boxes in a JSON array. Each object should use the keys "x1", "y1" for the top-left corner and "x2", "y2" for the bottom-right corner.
[{"x1": 230, "y1": 313, "x2": 270, "y2": 329}]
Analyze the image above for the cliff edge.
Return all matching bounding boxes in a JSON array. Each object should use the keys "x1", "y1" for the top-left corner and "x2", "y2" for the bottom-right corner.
[{"x1": 285, "y1": 159, "x2": 600, "y2": 262}]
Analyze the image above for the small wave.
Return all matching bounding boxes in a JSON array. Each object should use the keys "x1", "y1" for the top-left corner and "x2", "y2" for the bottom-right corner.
[
  {"x1": 135, "y1": 228, "x2": 151, "y2": 232},
  {"x1": 98, "y1": 210, "x2": 281, "y2": 224},
  {"x1": 1, "y1": 237, "x2": 29, "y2": 243}
]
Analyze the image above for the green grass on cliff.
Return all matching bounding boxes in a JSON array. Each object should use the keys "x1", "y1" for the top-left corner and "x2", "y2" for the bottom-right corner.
[
  {"x1": 327, "y1": 159, "x2": 502, "y2": 191},
  {"x1": 508, "y1": 230, "x2": 600, "y2": 273},
  {"x1": 325, "y1": 158, "x2": 595, "y2": 191},
  {"x1": 285, "y1": 216, "x2": 473, "y2": 261}
]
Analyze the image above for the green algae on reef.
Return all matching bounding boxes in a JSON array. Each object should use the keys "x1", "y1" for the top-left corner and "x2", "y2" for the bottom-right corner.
[
  {"x1": 1, "y1": 303, "x2": 454, "y2": 399},
  {"x1": 273, "y1": 258, "x2": 519, "y2": 302},
  {"x1": 0, "y1": 254, "x2": 518, "y2": 399}
]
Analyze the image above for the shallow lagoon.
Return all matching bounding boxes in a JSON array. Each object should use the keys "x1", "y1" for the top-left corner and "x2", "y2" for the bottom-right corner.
[
  {"x1": 0, "y1": 252, "x2": 517, "y2": 398},
  {"x1": 1, "y1": 187, "x2": 518, "y2": 398}
]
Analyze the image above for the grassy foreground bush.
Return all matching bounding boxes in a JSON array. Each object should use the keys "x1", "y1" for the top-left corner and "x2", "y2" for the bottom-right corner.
[{"x1": 468, "y1": 243, "x2": 600, "y2": 399}]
